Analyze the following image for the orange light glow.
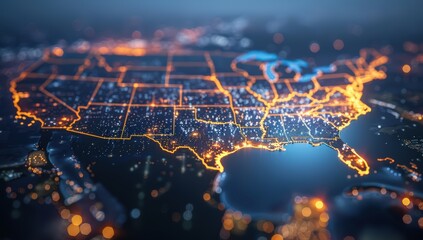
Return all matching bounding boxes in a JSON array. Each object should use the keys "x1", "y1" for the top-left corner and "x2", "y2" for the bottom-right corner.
[
  {"x1": 52, "y1": 47, "x2": 64, "y2": 57},
  {"x1": 320, "y1": 212, "x2": 330, "y2": 223},
  {"x1": 402, "y1": 64, "x2": 411, "y2": 73},
  {"x1": 203, "y1": 193, "x2": 211, "y2": 201},
  {"x1": 60, "y1": 209, "x2": 70, "y2": 219},
  {"x1": 102, "y1": 226, "x2": 115, "y2": 239},
  {"x1": 51, "y1": 191, "x2": 60, "y2": 201},
  {"x1": 402, "y1": 197, "x2": 411, "y2": 206},
  {"x1": 315, "y1": 200, "x2": 324, "y2": 209},
  {"x1": 418, "y1": 217, "x2": 423, "y2": 228},
  {"x1": 71, "y1": 215, "x2": 83, "y2": 226},
  {"x1": 151, "y1": 190, "x2": 159, "y2": 198},
  {"x1": 67, "y1": 224, "x2": 80, "y2": 237},
  {"x1": 301, "y1": 207, "x2": 312, "y2": 217},
  {"x1": 271, "y1": 234, "x2": 284, "y2": 240},
  {"x1": 262, "y1": 221, "x2": 274, "y2": 233},
  {"x1": 223, "y1": 219, "x2": 234, "y2": 230},
  {"x1": 80, "y1": 223, "x2": 92, "y2": 235},
  {"x1": 403, "y1": 214, "x2": 412, "y2": 224},
  {"x1": 352, "y1": 189, "x2": 359, "y2": 196}
]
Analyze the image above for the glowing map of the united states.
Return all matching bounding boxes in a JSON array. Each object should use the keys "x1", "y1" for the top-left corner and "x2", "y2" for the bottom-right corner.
[{"x1": 10, "y1": 44, "x2": 387, "y2": 176}]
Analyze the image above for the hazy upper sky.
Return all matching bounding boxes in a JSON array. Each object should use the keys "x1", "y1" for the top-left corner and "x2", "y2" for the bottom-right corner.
[
  {"x1": 1, "y1": 0, "x2": 421, "y2": 25},
  {"x1": 0, "y1": 0, "x2": 422, "y2": 45}
]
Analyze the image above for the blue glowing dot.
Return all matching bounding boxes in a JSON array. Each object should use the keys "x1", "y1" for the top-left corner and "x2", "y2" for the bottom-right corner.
[{"x1": 130, "y1": 208, "x2": 141, "y2": 219}]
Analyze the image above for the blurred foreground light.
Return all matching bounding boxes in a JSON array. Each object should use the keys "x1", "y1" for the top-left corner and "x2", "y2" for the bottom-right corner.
[
  {"x1": 80, "y1": 223, "x2": 92, "y2": 235},
  {"x1": 273, "y1": 33, "x2": 284, "y2": 44},
  {"x1": 402, "y1": 64, "x2": 411, "y2": 74},
  {"x1": 271, "y1": 234, "x2": 284, "y2": 240},
  {"x1": 333, "y1": 39, "x2": 344, "y2": 50},
  {"x1": 301, "y1": 207, "x2": 312, "y2": 217},
  {"x1": 310, "y1": 43, "x2": 320, "y2": 53},
  {"x1": 403, "y1": 214, "x2": 412, "y2": 224},
  {"x1": 418, "y1": 217, "x2": 423, "y2": 228},
  {"x1": 203, "y1": 192, "x2": 211, "y2": 201},
  {"x1": 132, "y1": 31, "x2": 142, "y2": 39},
  {"x1": 151, "y1": 189, "x2": 159, "y2": 198},
  {"x1": 402, "y1": 197, "x2": 411, "y2": 206},
  {"x1": 315, "y1": 200, "x2": 324, "y2": 209},
  {"x1": 320, "y1": 212, "x2": 330, "y2": 223},
  {"x1": 60, "y1": 209, "x2": 70, "y2": 219},
  {"x1": 71, "y1": 215, "x2": 83, "y2": 226},
  {"x1": 102, "y1": 226, "x2": 115, "y2": 239},
  {"x1": 52, "y1": 47, "x2": 64, "y2": 57},
  {"x1": 223, "y1": 219, "x2": 234, "y2": 230},
  {"x1": 67, "y1": 224, "x2": 80, "y2": 237},
  {"x1": 130, "y1": 208, "x2": 141, "y2": 219}
]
